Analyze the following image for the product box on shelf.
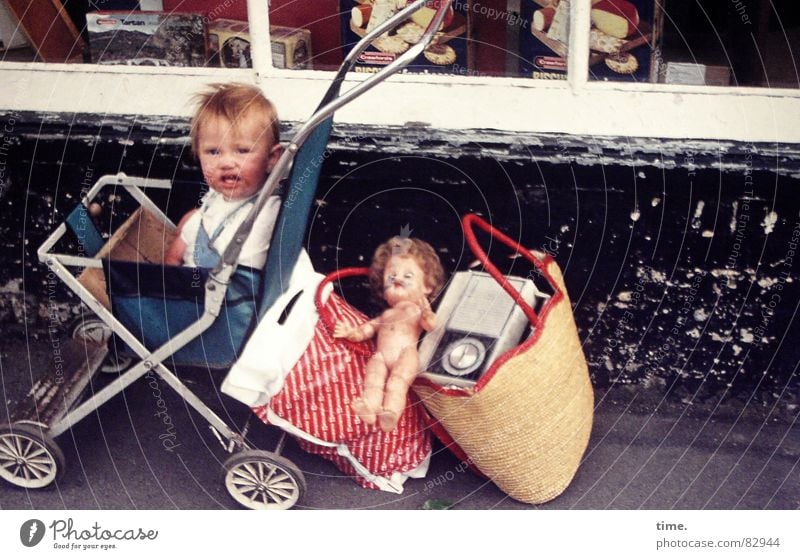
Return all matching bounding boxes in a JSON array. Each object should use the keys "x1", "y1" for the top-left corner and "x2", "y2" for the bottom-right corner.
[
  {"x1": 207, "y1": 19, "x2": 312, "y2": 69},
  {"x1": 86, "y1": 11, "x2": 206, "y2": 67},
  {"x1": 340, "y1": 0, "x2": 472, "y2": 74},
  {"x1": 519, "y1": 0, "x2": 655, "y2": 82},
  {"x1": 660, "y1": 62, "x2": 731, "y2": 86},
  {"x1": 0, "y1": 3, "x2": 28, "y2": 51}
]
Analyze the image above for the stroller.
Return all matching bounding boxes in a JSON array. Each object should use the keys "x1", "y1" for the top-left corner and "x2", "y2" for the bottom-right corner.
[{"x1": 0, "y1": 1, "x2": 455, "y2": 510}]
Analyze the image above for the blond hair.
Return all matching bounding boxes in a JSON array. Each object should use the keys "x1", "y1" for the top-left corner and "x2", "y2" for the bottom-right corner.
[
  {"x1": 190, "y1": 83, "x2": 280, "y2": 154},
  {"x1": 369, "y1": 236, "x2": 445, "y2": 302}
]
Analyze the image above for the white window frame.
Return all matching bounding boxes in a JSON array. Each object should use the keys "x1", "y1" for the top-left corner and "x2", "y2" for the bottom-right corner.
[{"x1": 1, "y1": 0, "x2": 798, "y2": 144}]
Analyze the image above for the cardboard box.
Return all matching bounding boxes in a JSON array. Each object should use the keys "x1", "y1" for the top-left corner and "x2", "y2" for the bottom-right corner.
[
  {"x1": 86, "y1": 12, "x2": 207, "y2": 67},
  {"x1": 78, "y1": 208, "x2": 176, "y2": 309},
  {"x1": 660, "y1": 62, "x2": 731, "y2": 87},
  {"x1": 340, "y1": 0, "x2": 471, "y2": 75},
  {"x1": 271, "y1": 25, "x2": 313, "y2": 70},
  {"x1": 207, "y1": 19, "x2": 312, "y2": 69},
  {"x1": 519, "y1": 0, "x2": 655, "y2": 82},
  {"x1": 0, "y1": 2, "x2": 29, "y2": 50}
]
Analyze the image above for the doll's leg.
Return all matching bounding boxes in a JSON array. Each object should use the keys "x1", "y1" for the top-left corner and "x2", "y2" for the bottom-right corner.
[
  {"x1": 352, "y1": 351, "x2": 388, "y2": 425},
  {"x1": 377, "y1": 348, "x2": 419, "y2": 432}
]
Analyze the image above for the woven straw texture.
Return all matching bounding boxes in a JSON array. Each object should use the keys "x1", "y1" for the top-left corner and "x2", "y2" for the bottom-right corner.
[{"x1": 413, "y1": 259, "x2": 593, "y2": 504}]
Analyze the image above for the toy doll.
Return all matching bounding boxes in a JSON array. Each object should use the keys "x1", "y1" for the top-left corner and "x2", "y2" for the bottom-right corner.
[{"x1": 334, "y1": 235, "x2": 445, "y2": 432}]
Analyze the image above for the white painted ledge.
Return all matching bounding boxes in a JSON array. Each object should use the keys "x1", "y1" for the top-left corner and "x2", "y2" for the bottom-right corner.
[{"x1": 1, "y1": 61, "x2": 799, "y2": 144}]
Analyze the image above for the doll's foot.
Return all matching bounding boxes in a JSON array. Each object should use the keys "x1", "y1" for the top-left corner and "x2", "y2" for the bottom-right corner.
[
  {"x1": 377, "y1": 409, "x2": 399, "y2": 432},
  {"x1": 352, "y1": 398, "x2": 376, "y2": 425}
]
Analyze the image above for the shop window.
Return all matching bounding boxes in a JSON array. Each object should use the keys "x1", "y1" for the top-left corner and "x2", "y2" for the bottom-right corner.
[
  {"x1": 2, "y1": 0, "x2": 797, "y2": 90},
  {"x1": 655, "y1": 0, "x2": 800, "y2": 88}
]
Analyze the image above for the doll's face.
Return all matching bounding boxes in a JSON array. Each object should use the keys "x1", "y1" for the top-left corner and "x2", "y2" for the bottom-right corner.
[{"x1": 382, "y1": 254, "x2": 431, "y2": 307}]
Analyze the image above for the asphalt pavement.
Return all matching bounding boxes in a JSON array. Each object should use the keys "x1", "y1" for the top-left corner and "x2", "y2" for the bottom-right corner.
[{"x1": 1, "y1": 334, "x2": 797, "y2": 510}]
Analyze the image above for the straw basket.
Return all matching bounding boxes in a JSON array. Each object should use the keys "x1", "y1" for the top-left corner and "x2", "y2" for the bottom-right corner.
[{"x1": 413, "y1": 214, "x2": 594, "y2": 504}]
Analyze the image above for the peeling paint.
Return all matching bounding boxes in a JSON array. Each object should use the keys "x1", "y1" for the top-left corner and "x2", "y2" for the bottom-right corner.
[
  {"x1": 694, "y1": 200, "x2": 705, "y2": 219},
  {"x1": 758, "y1": 277, "x2": 780, "y2": 289},
  {"x1": 694, "y1": 308, "x2": 709, "y2": 321},
  {"x1": 762, "y1": 211, "x2": 778, "y2": 234},
  {"x1": 710, "y1": 332, "x2": 731, "y2": 343}
]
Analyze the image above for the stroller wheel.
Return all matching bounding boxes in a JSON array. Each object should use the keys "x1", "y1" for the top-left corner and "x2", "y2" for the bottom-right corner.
[
  {"x1": 67, "y1": 315, "x2": 132, "y2": 374},
  {"x1": 0, "y1": 423, "x2": 65, "y2": 489},
  {"x1": 222, "y1": 450, "x2": 306, "y2": 510}
]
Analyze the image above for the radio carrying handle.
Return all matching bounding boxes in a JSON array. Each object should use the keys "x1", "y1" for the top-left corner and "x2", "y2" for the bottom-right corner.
[{"x1": 462, "y1": 213, "x2": 554, "y2": 326}]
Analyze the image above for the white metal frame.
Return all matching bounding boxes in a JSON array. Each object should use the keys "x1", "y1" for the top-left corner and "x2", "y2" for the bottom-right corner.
[
  {"x1": 0, "y1": 1, "x2": 797, "y2": 143},
  {"x1": 37, "y1": 173, "x2": 243, "y2": 445}
]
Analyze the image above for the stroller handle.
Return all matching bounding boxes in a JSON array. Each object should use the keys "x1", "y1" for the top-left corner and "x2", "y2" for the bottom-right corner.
[{"x1": 218, "y1": 0, "x2": 455, "y2": 275}]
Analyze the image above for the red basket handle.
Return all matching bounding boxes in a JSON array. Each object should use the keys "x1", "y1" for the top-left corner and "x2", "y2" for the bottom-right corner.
[{"x1": 462, "y1": 213, "x2": 551, "y2": 326}]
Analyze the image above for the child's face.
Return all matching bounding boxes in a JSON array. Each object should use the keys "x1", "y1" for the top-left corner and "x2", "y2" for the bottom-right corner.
[
  {"x1": 197, "y1": 115, "x2": 281, "y2": 201},
  {"x1": 382, "y1": 254, "x2": 431, "y2": 307}
]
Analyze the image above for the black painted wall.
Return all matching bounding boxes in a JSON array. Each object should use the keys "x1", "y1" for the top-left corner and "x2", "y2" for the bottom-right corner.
[{"x1": 1, "y1": 110, "x2": 798, "y2": 416}]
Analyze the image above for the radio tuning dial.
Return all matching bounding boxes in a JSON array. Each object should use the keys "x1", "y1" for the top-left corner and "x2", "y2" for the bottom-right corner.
[
  {"x1": 442, "y1": 337, "x2": 486, "y2": 377},
  {"x1": 449, "y1": 343, "x2": 480, "y2": 370}
]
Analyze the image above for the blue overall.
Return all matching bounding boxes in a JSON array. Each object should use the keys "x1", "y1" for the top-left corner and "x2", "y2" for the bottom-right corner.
[{"x1": 193, "y1": 195, "x2": 256, "y2": 268}]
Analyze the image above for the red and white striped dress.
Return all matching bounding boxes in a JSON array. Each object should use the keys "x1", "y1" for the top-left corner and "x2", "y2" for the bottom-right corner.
[{"x1": 253, "y1": 290, "x2": 431, "y2": 490}]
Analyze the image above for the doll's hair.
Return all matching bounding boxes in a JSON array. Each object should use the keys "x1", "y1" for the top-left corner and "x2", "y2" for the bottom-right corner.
[
  {"x1": 189, "y1": 83, "x2": 280, "y2": 155},
  {"x1": 368, "y1": 236, "x2": 445, "y2": 302}
]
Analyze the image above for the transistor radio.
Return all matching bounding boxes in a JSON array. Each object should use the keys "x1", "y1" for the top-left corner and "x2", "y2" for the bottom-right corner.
[{"x1": 418, "y1": 270, "x2": 544, "y2": 388}]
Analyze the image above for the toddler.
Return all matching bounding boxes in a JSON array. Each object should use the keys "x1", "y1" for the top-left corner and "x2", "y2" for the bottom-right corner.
[{"x1": 165, "y1": 83, "x2": 284, "y2": 269}]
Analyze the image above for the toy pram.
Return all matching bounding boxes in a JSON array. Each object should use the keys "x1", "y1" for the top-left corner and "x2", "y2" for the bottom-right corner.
[{"x1": 0, "y1": 1, "x2": 455, "y2": 509}]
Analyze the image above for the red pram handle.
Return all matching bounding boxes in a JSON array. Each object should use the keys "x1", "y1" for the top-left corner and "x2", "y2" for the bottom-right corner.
[{"x1": 314, "y1": 267, "x2": 374, "y2": 356}]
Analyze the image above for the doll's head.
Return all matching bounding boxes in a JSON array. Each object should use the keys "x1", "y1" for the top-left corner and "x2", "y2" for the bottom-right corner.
[{"x1": 369, "y1": 237, "x2": 445, "y2": 306}]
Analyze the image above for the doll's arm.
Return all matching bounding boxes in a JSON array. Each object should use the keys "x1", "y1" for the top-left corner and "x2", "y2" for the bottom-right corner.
[
  {"x1": 418, "y1": 297, "x2": 437, "y2": 332},
  {"x1": 333, "y1": 318, "x2": 378, "y2": 342}
]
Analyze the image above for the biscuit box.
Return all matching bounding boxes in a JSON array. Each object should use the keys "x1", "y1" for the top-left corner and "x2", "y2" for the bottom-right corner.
[
  {"x1": 519, "y1": 0, "x2": 655, "y2": 82},
  {"x1": 86, "y1": 11, "x2": 206, "y2": 67},
  {"x1": 340, "y1": 0, "x2": 471, "y2": 75},
  {"x1": 207, "y1": 19, "x2": 312, "y2": 69}
]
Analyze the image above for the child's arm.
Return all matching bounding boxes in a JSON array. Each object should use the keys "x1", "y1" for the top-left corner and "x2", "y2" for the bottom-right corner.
[
  {"x1": 333, "y1": 318, "x2": 378, "y2": 342},
  {"x1": 163, "y1": 209, "x2": 197, "y2": 266}
]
